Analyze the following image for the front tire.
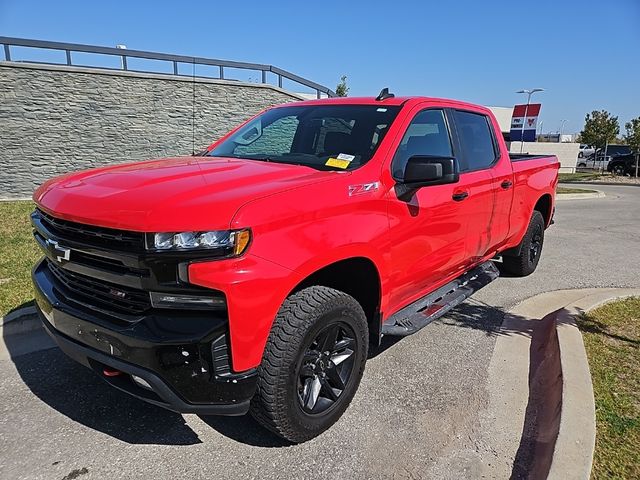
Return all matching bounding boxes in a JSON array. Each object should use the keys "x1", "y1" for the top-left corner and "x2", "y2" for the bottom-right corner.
[
  {"x1": 612, "y1": 164, "x2": 626, "y2": 175},
  {"x1": 500, "y1": 210, "x2": 545, "y2": 277},
  {"x1": 250, "y1": 286, "x2": 369, "y2": 443}
]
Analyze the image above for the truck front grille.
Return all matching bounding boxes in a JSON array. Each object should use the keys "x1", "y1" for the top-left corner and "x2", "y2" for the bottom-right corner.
[
  {"x1": 47, "y1": 260, "x2": 151, "y2": 315},
  {"x1": 38, "y1": 209, "x2": 145, "y2": 251}
]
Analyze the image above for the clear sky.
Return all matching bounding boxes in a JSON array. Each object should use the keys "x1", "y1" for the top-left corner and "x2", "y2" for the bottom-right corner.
[{"x1": 1, "y1": 0, "x2": 639, "y2": 135}]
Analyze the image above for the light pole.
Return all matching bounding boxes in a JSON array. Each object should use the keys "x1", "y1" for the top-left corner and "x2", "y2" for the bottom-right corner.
[
  {"x1": 538, "y1": 120, "x2": 544, "y2": 140},
  {"x1": 516, "y1": 88, "x2": 544, "y2": 152},
  {"x1": 559, "y1": 119, "x2": 568, "y2": 139}
]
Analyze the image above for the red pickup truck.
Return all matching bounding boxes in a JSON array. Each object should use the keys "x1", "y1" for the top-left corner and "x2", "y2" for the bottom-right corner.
[{"x1": 31, "y1": 91, "x2": 559, "y2": 442}]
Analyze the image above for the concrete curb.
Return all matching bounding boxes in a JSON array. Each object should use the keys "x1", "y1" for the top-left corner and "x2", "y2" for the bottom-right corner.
[
  {"x1": 0, "y1": 197, "x2": 32, "y2": 201},
  {"x1": 1, "y1": 305, "x2": 38, "y2": 331},
  {"x1": 0, "y1": 305, "x2": 53, "y2": 360},
  {"x1": 556, "y1": 191, "x2": 605, "y2": 200},
  {"x1": 547, "y1": 288, "x2": 640, "y2": 480},
  {"x1": 481, "y1": 287, "x2": 640, "y2": 480},
  {"x1": 560, "y1": 180, "x2": 640, "y2": 188}
]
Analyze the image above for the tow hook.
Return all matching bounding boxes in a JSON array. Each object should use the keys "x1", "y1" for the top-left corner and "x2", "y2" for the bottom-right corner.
[{"x1": 103, "y1": 367, "x2": 123, "y2": 377}]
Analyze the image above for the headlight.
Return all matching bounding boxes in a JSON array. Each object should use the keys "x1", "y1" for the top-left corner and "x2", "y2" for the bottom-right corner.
[{"x1": 146, "y1": 228, "x2": 251, "y2": 256}]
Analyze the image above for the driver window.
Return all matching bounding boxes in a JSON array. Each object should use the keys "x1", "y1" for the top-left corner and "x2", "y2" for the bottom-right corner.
[{"x1": 392, "y1": 109, "x2": 453, "y2": 179}]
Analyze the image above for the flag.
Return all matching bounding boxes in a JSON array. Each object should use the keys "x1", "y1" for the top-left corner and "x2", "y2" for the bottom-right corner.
[{"x1": 510, "y1": 104, "x2": 541, "y2": 142}]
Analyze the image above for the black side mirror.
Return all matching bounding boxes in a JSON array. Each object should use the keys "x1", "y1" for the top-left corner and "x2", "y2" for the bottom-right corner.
[{"x1": 396, "y1": 155, "x2": 460, "y2": 201}]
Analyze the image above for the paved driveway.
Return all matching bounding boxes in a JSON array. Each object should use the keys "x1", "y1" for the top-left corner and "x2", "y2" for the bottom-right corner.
[{"x1": 1, "y1": 185, "x2": 639, "y2": 480}]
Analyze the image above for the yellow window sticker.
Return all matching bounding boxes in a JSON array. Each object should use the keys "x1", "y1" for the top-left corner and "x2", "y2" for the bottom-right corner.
[{"x1": 325, "y1": 157, "x2": 351, "y2": 169}]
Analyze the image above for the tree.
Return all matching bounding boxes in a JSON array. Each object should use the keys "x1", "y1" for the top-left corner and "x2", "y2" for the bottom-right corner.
[
  {"x1": 579, "y1": 110, "x2": 620, "y2": 149},
  {"x1": 335, "y1": 75, "x2": 349, "y2": 97},
  {"x1": 624, "y1": 117, "x2": 640, "y2": 153}
]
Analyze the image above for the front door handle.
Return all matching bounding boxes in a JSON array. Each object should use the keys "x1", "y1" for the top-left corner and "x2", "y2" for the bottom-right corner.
[
  {"x1": 501, "y1": 180, "x2": 513, "y2": 189},
  {"x1": 452, "y1": 191, "x2": 469, "y2": 202}
]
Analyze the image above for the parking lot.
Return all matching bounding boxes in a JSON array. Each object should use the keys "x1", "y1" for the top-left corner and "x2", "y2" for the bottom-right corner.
[{"x1": 1, "y1": 184, "x2": 639, "y2": 480}]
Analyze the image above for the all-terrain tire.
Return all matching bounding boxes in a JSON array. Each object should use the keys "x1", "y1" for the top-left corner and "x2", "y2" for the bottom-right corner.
[
  {"x1": 500, "y1": 210, "x2": 545, "y2": 277},
  {"x1": 250, "y1": 286, "x2": 369, "y2": 443}
]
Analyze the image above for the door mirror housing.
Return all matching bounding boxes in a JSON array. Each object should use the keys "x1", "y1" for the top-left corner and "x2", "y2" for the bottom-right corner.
[{"x1": 396, "y1": 155, "x2": 460, "y2": 201}]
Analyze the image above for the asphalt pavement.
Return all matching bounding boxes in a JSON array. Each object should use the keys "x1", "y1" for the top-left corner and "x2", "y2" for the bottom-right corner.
[{"x1": 1, "y1": 184, "x2": 639, "y2": 480}]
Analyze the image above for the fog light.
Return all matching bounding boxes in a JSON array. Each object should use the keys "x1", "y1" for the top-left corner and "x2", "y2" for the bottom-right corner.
[
  {"x1": 131, "y1": 374, "x2": 152, "y2": 390},
  {"x1": 150, "y1": 292, "x2": 226, "y2": 310}
]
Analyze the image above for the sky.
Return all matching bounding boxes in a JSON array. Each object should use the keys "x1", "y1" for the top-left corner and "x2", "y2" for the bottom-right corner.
[{"x1": 1, "y1": 0, "x2": 639, "y2": 135}]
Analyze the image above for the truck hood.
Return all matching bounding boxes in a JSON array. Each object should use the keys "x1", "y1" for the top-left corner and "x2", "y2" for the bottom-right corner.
[{"x1": 34, "y1": 156, "x2": 341, "y2": 231}]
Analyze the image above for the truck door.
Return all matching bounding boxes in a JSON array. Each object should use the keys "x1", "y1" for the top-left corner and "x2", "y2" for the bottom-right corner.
[
  {"x1": 386, "y1": 107, "x2": 468, "y2": 310},
  {"x1": 449, "y1": 109, "x2": 502, "y2": 263}
]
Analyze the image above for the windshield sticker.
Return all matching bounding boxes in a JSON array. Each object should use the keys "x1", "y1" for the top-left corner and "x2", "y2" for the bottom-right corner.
[
  {"x1": 376, "y1": 108, "x2": 388, "y2": 112},
  {"x1": 337, "y1": 153, "x2": 355, "y2": 161},
  {"x1": 326, "y1": 157, "x2": 351, "y2": 169}
]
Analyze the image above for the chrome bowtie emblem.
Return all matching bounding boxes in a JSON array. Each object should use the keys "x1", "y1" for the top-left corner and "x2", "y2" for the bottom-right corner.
[
  {"x1": 45, "y1": 239, "x2": 71, "y2": 263},
  {"x1": 109, "y1": 288, "x2": 127, "y2": 299}
]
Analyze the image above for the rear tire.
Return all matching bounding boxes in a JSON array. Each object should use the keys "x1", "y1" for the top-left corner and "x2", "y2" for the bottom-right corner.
[
  {"x1": 500, "y1": 210, "x2": 545, "y2": 277},
  {"x1": 250, "y1": 286, "x2": 368, "y2": 443},
  {"x1": 612, "y1": 164, "x2": 626, "y2": 176}
]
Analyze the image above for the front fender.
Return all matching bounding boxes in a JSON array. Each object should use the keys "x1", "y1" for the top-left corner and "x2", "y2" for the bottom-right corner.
[{"x1": 188, "y1": 254, "x2": 303, "y2": 372}]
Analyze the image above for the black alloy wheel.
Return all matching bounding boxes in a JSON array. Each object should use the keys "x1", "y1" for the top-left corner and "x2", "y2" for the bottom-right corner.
[
  {"x1": 529, "y1": 222, "x2": 543, "y2": 264},
  {"x1": 297, "y1": 322, "x2": 356, "y2": 414}
]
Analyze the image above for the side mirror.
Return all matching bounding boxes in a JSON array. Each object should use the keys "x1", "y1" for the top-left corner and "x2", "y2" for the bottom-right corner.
[{"x1": 396, "y1": 155, "x2": 460, "y2": 201}]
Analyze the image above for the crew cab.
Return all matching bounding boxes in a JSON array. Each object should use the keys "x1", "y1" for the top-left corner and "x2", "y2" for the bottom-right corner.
[{"x1": 31, "y1": 92, "x2": 559, "y2": 442}]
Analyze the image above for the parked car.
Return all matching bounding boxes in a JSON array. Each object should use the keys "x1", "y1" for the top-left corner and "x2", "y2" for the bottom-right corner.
[
  {"x1": 578, "y1": 144, "x2": 632, "y2": 169},
  {"x1": 31, "y1": 93, "x2": 559, "y2": 442},
  {"x1": 607, "y1": 152, "x2": 639, "y2": 176},
  {"x1": 578, "y1": 144, "x2": 595, "y2": 158}
]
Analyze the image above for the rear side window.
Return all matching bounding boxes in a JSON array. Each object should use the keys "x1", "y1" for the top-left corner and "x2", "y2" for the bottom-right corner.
[
  {"x1": 453, "y1": 110, "x2": 497, "y2": 171},
  {"x1": 392, "y1": 109, "x2": 453, "y2": 179}
]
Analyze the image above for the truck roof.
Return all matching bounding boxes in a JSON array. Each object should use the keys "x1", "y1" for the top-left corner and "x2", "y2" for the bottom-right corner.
[{"x1": 288, "y1": 95, "x2": 492, "y2": 113}]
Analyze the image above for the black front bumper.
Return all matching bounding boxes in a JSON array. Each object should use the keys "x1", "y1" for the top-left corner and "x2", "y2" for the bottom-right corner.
[{"x1": 33, "y1": 259, "x2": 257, "y2": 415}]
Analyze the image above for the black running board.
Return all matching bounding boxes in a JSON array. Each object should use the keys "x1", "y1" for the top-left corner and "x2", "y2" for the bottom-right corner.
[{"x1": 381, "y1": 261, "x2": 500, "y2": 337}]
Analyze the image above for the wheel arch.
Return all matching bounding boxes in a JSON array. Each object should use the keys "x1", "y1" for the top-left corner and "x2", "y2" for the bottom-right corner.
[
  {"x1": 534, "y1": 193, "x2": 553, "y2": 227},
  {"x1": 290, "y1": 257, "x2": 383, "y2": 346}
]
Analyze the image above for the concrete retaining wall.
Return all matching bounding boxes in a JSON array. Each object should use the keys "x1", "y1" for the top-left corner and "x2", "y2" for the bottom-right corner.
[
  {"x1": 0, "y1": 62, "x2": 305, "y2": 198},
  {"x1": 510, "y1": 142, "x2": 580, "y2": 173}
]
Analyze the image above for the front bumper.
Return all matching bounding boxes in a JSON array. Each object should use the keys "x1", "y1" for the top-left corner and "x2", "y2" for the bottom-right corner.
[{"x1": 32, "y1": 259, "x2": 257, "y2": 415}]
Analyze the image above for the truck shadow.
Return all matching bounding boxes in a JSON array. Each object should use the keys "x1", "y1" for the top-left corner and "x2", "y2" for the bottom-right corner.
[
  {"x1": 4, "y1": 299, "x2": 543, "y2": 449},
  {"x1": 3, "y1": 306, "x2": 202, "y2": 446},
  {"x1": 198, "y1": 415, "x2": 290, "y2": 448}
]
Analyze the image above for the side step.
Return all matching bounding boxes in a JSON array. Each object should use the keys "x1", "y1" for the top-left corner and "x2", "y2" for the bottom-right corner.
[{"x1": 381, "y1": 261, "x2": 500, "y2": 337}]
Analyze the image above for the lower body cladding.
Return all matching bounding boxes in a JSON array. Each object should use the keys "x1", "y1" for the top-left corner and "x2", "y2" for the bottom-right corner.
[{"x1": 32, "y1": 259, "x2": 257, "y2": 415}]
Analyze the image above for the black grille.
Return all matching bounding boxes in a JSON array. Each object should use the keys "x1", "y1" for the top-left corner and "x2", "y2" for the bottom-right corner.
[
  {"x1": 47, "y1": 260, "x2": 151, "y2": 315},
  {"x1": 37, "y1": 209, "x2": 145, "y2": 251}
]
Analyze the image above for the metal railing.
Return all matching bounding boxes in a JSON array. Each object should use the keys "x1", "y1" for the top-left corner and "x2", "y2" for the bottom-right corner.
[{"x1": 0, "y1": 36, "x2": 336, "y2": 98}]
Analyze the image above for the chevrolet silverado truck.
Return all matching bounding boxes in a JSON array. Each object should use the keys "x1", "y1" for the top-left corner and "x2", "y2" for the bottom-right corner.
[{"x1": 31, "y1": 91, "x2": 559, "y2": 442}]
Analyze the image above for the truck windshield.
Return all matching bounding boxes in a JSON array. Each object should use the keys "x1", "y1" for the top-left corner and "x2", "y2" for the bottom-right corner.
[{"x1": 207, "y1": 104, "x2": 401, "y2": 170}]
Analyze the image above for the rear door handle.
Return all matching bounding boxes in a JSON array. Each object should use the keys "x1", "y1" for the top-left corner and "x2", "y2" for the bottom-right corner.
[
  {"x1": 501, "y1": 180, "x2": 513, "y2": 189},
  {"x1": 452, "y1": 191, "x2": 469, "y2": 202}
]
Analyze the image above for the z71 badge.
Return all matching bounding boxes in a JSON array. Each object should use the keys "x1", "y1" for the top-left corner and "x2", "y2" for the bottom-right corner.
[{"x1": 348, "y1": 182, "x2": 380, "y2": 196}]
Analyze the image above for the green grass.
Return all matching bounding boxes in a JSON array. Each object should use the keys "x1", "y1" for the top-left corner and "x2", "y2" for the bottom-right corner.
[
  {"x1": 0, "y1": 201, "x2": 40, "y2": 317},
  {"x1": 557, "y1": 186, "x2": 598, "y2": 194},
  {"x1": 576, "y1": 297, "x2": 640, "y2": 480},
  {"x1": 559, "y1": 172, "x2": 606, "y2": 183}
]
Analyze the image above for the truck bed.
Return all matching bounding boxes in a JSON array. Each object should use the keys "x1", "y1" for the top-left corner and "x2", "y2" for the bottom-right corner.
[{"x1": 509, "y1": 153, "x2": 556, "y2": 162}]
